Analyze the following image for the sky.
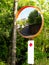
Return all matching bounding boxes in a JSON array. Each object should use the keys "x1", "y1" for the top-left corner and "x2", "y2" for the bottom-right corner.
[{"x1": 17, "y1": 7, "x2": 35, "y2": 21}]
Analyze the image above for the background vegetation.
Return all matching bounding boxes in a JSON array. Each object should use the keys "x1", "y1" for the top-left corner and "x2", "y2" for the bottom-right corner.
[{"x1": 0, "y1": 0, "x2": 49, "y2": 65}]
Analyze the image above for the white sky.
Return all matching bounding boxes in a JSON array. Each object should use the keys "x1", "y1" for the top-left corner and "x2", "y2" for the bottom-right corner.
[{"x1": 17, "y1": 7, "x2": 35, "y2": 21}]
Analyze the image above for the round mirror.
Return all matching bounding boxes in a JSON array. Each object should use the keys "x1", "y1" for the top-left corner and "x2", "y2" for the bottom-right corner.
[{"x1": 16, "y1": 6, "x2": 44, "y2": 38}]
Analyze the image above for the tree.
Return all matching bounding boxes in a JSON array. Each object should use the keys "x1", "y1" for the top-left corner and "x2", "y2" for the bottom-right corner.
[
  {"x1": 11, "y1": 0, "x2": 18, "y2": 65},
  {"x1": 28, "y1": 10, "x2": 42, "y2": 24}
]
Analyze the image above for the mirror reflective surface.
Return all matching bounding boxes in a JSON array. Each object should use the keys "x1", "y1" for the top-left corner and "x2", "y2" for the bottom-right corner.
[{"x1": 16, "y1": 6, "x2": 44, "y2": 38}]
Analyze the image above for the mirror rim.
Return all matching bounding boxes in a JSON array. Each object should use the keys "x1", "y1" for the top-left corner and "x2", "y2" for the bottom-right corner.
[{"x1": 16, "y1": 6, "x2": 44, "y2": 39}]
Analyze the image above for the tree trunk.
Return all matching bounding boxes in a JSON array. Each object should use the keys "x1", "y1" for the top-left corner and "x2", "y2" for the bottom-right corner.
[{"x1": 11, "y1": 0, "x2": 18, "y2": 65}]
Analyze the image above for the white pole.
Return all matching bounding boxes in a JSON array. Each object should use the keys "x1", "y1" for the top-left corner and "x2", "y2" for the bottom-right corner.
[{"x1": 28, "y1": 40, "x2": 34, "y2": 64}]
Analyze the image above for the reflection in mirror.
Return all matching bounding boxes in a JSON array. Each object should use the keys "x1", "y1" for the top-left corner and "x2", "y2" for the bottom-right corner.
[{"x1": 17, "y1": 7, "x2": 42, "y2": 37}]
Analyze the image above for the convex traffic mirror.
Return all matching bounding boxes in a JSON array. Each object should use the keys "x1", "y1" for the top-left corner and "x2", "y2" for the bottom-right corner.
[{"x1": 16, "y1": 6, "x2": 44, "y2": 38}]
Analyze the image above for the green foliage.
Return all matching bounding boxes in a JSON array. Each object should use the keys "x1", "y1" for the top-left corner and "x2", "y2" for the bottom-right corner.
[
  {"x1": 0, "y1": 61, "x2": 7, "y2": 65},
  {"x1": 0, "y1": 0, "x2": 49, "y2": 65},
  {"x1": 16, "y1": 33, "x2": 28, "y2": 65},
  {"x1": 0, "y1": 0, "x2": 13, "y2": 63},
  {"x1": 18, "y1": 0, "x2": 36, "y2": 10},
  {"x1": 28, "y1": 10, "x2": 42, "y2": 24},
  {"x1": 34, "y1": 49, "x2": 46, "y2": 60}
]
